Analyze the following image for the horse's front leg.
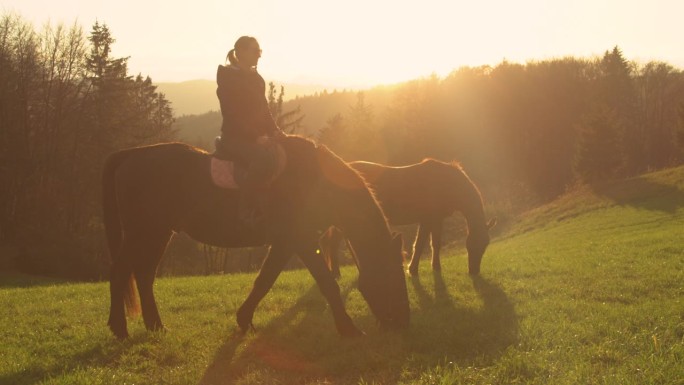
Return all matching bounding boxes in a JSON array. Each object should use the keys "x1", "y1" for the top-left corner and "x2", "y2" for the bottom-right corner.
[
  {"x1": 237, "y1": 243, "x2": 293, "y2": 333},
  {"x1": 319, "y1": 226, "x2": 344, "y2": 279},
  {"x1": 430, "y1": 220, "x2": 444, "y2": 272},
  {"x1": 407, "y1": 223, "x2": 431, "y2": 275},
  {"x1": 298, "y1": 242, "x2": 364, "y2": 338}
]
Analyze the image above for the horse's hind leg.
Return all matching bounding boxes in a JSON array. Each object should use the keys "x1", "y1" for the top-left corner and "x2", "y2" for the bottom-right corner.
[
  {"x1": 407, "y1": 223, "x2": 431, "y2": 275},
  {"x1": 108, "y1": 253, "x2": 134, "y2": 339},
  {"x1": 237, "y1": 244, "x2": 293, "y2": 333},
  {"x1": 430, "y1": 220, "x2": 444, "y2": 272},
  {"x1": 131, "y1": 231, "x2": 172, "y2": 332}
]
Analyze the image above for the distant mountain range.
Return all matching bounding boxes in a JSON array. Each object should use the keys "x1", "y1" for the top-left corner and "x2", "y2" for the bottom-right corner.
[
  {"x1": 164, "y1": 79, "x2": 400, "y2": 152},
  {"x1": 156, "y1": 79, "x2": 342, "y2": 116}
]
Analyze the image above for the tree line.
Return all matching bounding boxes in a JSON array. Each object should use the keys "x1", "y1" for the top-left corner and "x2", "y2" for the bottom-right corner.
[
  {"x1": 180, "y1": 48, "x2": 684, "y2": 206},
  {"x1": 312, "y1": 48, "x2": 684, "y2": 203},
  {"x1": 0, "y1": 14, "x2": 175, "y2": 278}
]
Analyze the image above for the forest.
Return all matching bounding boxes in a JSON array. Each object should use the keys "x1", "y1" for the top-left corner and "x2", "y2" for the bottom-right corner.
[
  {"x1": 0, "y1": 15, "x2": 175, "y2": 278},
  {"x1": 180, "y1": 50, "x2": 684, "y2": 202},
  {"x1": 2, "y1": 12, "x2": 684, "y2": 279}
]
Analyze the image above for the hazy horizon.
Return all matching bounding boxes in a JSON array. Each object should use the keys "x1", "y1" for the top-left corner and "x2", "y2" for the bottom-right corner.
[{"x1": 3, "y1": 0, "x2": 684, "y2": 88}]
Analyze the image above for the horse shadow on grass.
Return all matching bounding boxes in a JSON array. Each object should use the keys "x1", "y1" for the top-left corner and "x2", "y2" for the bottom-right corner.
[
  {"x1": 0, "y1": 332, "x2": 163, "y2": 385},
  {"x1": 406, "y1": 272, "x2": 519, "y2": 363},
  {"x1": 198, "y1": 270, "x2": 519, "y2": 384},
  {"x1": 198, "y1": 282, "x2": 352, "y2": 384}
]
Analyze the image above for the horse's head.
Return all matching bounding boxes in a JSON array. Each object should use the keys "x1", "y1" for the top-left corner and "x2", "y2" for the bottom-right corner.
[
  {"x1": 466, "y1": 218, "x2": 496, "y2": 275},
  {"x1": 308, "y1": 142, "x2": 410, "y2": 330},
  {"x1": 357, "y1": 233, "x2": 410, "y2": 330}
]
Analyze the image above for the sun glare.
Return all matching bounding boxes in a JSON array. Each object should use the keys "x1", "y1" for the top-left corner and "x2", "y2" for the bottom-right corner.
[{"x1": 2, "y1": 0, "x2": 684, "y2": 86}]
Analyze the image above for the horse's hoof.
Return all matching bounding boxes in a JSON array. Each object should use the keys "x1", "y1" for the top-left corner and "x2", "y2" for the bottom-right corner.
[
  {"x1": 146, "y1": 322, "x2": 166, "y2": 333},
  {"x1": 238, "y1": 322, "x2": 256, "y2": 335},
  {"x1": 108, "y1": 320, "x2": 129, "y2": 340},
  {"x1": 237, "y1": 307, "x2": 255, "y2": 333},
  {"x1": 110, "y1": 327, "x2": 129, "y2": 340}
]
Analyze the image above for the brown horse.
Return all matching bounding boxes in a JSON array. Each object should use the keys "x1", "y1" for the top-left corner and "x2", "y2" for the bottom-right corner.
[
  {"x1": 102, "y1": 136, "x2": 409, "y2": 339},
  {"x1": 320, "y1": 159, "x2": 495, "y2": 277}
]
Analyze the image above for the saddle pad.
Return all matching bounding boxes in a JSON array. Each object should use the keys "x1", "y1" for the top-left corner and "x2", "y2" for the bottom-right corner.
[
  {"x1": 210, "y1": 158, "x2": 240, "y2": 189},
  {"x1": 210, "y1": 138, "x2": 287, "y2": 190}
]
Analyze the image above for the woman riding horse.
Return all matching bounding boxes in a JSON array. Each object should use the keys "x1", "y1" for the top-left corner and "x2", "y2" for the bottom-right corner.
[
  {"x1": 103, "y1": 137, "x2": 409, "y2": 339},
  {"x1": 214, "y1": 36, "x2": 285, "y2": 225}
]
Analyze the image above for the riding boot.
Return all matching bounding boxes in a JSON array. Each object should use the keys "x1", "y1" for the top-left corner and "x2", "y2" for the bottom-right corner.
[
  {"x1": 231, "y1": 139, "x2": 273, "y2": 228},
  {"x1": 237, "y1": 185, "x2": 266, "y2": 228},
  {"x1": 238, "y1": 163, "x2": 270, "y2": 228}
]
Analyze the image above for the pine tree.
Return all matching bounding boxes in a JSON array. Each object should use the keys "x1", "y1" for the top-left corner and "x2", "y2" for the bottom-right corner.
[
  {"x1": 348, "y1": 92, "x2": 374, "y2": 131},
  {"x1": 676, "y1": 102, "x2": 684, "y2": 160},
  {"x1": 267, "y1": 82, "x2": 304, "y2": 134},
  {"x1": 85, "y1": 21, "x2": 132, "y2": 151},
  {"x1": 343, "y1": 92, "x2": 378, "y2": 160},
  {"x1": 597, "y1": 46, "x2": 639, "y2": 173},
  {"x1": 130, "y1": 74, "x2": 175, "y2": 142},
  {"x1": 575, "y1": 107, "x2": 623, "y2": 182},
  {"x1": 318, "y1": 113, "x2": 345, "y2": 151},
  {"x1": 635, "y1": 61, "x2": 682, "y2": 169}
]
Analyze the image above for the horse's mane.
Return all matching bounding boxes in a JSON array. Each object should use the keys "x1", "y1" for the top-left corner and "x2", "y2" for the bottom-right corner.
[
  {"x1": 298, "y1": 138, "x2": 390, "y2": 230},
  {"x1": 420, "y1": 157, "x2": 463, "y2": 171},
  {"x1": 283, "y1": 135, "x2": 373, "y2": 191},
  {"x1": 318, "y1": 146, "x2": 373, "y2": 190},
  {"x1": 448, "y1": 160, "x2": 464, "y2": 171}
]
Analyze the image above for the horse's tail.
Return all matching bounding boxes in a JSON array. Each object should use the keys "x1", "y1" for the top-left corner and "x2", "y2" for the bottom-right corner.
[{"x1": 102, "y1": 149, "x2": 141, "y2": 317}]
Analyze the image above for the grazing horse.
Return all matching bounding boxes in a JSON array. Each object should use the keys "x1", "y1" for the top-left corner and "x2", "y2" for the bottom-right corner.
[
  {"x1": 102, "y1": 136, "x2": 409, "y2": 339},
  {"x1": 320, "y1": 159, "x2": 495, "y2": 277}
]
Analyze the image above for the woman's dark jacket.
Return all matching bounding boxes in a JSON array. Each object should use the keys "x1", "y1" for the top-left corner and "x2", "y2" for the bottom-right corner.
[{"x1": 216, "y1": 64, "x2": 280, "y2": 143}]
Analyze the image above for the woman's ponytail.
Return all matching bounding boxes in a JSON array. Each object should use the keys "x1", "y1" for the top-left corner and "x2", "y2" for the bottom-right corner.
[{"x1": 226, "y1": 49, "x2": 238, "y2": 65}]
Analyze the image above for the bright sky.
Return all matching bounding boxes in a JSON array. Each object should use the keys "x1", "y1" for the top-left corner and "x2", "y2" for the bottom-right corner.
[{"x1": 2, "y1": 0, "x2": 683, "y2": 88}]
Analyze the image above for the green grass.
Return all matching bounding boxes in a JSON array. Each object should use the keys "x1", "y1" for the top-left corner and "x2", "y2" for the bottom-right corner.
[{"x1": 2, "y1": 166, "x2": 683, "y2": 384}]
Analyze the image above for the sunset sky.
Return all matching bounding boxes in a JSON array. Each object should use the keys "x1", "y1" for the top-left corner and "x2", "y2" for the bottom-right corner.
[{"x1": 2, "y1": 0, "x2": 683, "y2": 88}]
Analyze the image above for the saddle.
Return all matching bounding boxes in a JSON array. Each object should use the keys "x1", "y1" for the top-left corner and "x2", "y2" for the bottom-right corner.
[{"x1": 210, "y1": 136, "x2": 287, "y2": 190}]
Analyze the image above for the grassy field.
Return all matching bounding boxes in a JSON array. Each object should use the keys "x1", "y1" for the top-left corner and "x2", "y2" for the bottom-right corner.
[{"x1": 1, "y1": 166, "x2": 683, "y2": 385}]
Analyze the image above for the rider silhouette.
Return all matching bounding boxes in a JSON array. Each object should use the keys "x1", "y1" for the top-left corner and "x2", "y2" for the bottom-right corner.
[{"x1": 214, "y1": 36, "x2": 285, "y2": 225}]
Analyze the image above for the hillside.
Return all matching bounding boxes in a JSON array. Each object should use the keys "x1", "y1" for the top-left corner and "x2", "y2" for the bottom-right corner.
[
  {"x1": 157, "y1": 79, "x2": 341, "y2": 116},
  {"x1": 1, "y1": 166, "x2": 683, "y2": 384},
  {"x1": 172, "y1": 85, "x2": 397, "y2": 148},
  {"x1": 509, "y1": 165, "x2": 684, "y2": 236}
]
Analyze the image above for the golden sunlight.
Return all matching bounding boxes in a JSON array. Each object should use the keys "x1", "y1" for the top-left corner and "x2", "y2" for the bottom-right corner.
[{"x1": 3, "y1": 0, "x2": 683, "y2": 87}]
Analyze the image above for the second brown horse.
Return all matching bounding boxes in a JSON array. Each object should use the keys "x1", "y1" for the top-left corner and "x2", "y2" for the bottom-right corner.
[{"x1": 320, "y1": 159, "x2": 495, "y2": 277}]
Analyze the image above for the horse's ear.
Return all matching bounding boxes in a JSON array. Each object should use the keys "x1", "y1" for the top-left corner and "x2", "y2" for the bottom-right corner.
[
  {"x1": 487, "y1": 218, "x2": 498, "y2": 230},
  {"x1": 391, "y1": 232, "x2": 404, "y2": 251}
]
